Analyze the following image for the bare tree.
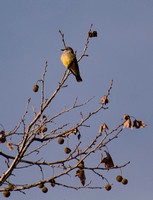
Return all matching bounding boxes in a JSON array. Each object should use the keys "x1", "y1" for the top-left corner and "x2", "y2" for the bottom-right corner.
[{"x1": 0, "y1": 24, "x2": 146, "y2": 198}]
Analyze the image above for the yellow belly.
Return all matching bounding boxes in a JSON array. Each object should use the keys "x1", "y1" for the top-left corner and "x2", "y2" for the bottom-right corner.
[{"x1": 61, "y1": 52, "x2": 75, "y2": 67}]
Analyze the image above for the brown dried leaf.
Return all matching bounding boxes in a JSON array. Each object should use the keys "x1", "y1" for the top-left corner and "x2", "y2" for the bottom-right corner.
[
  {"x1": 99, "y1": 125, "x2": 103, "y2": 135},
  {"x1": 77, "y1": 160, "x2": 85, "y2": 169},
  {"x1": 123, "y1": 118, "x2": 133, "y2": 130},
  {"x1": 88, "y1": 31, "x2": 93, "y2": 37},
  {"x1": 100, "y1": 96, "x2": 109, "y2": 104},
  {"x1": 99, "y1": 123, "x2": 109, "y2": 135},
  {"x1": 7, "y1": 142, "x2": 14, "y2": 150},
  {"x1": 0, "y1": 130, "x2": 6, "y2": 143},
  {"x1": 101, "y1": 151, "x2": 114, "y2": 169},
  {"x1": 0, "y1": 130, "x2": 5, "y2": 136},
  {"x1": 133, "y1": 120, "x2": 141, "y2": 129},
  {"x1": 75, "y1": 169, "x2": 86, "y2": 186},
  {"x1": 9, "y1": 146, "x2": 14, "y2": 151},
  {"x1": 139, "y1": 121, "x2": 147, "y2": 128},
  {"x1": 77, "y1": 133, "x2": 81, "y2": 140},
  {"x1": 0, "y1": 137, "x2": 6, "y2": 143},
  {"x1": 103, "y1": 123, "x2": 109, "y2": 130},
  {"x1": 7, "y1": 142, "x2": 11, "y2": 147},
  {"x1": 123, "y1": 114, "x2": 130, "y2": 120}
]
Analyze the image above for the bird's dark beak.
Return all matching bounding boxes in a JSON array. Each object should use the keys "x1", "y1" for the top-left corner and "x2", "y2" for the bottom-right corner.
[{"x1": 61, "y1": 49, "x2": 65, "y2": 51}]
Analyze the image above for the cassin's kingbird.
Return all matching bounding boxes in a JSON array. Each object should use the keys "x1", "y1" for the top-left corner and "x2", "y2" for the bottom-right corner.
[{"x1": 61, "y1": 47, "x2": 82, "y2": 82}]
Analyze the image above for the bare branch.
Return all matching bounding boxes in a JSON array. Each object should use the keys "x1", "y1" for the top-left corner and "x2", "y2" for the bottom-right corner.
[
  {"x1": 41, "y1": 61, "x2": 48, "y2": 109},
  {"x1": 59, "y1": 29, "x2": 67, "y2": 48},
  {"x1": 8, "y1": 98, "x2": 31, "y2": 135},
  {"x1": 77, "y1": 24, "x2": 93, "y2": 62}
]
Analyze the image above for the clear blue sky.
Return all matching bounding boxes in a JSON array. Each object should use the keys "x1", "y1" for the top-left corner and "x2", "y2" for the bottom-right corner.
[{"x1": 0, "y1": 0, "x2": 153, "y2": 199}]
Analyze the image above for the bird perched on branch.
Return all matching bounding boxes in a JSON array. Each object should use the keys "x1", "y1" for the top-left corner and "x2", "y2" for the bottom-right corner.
[{"x1": 61, "y1": 47, "x2": 82, "y2": 82}]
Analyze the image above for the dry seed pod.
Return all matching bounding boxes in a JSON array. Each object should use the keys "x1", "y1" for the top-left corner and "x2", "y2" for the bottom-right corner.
[
  {"x1": 116, "y1": 175, "x2": 123, "y2": 182},
  {"x1": 105, "y1": 184, "x2": 111, "y2": 191},
  {"x1": 64, "y1": 147, "x2": 71, "y2": 154},
  {"x1": 3, "y1": 190, "x2": 10, "y2": 198},
  {"x1": 50, "y1": 179, "x2": 55, "y2": 187},
  {"x1": 50, "y1": 179, "x2": 55, "y2": 183},
  {"x1": 121, "y1": 178, "x2": 128, "y2": 185},
  {"x1": 33, "y1": 84, "x2": 39, "y2": 92},
  {"x1": 42, "y1": 186, "x2": 48, "y2": 193},
  {"x1": 92, "y1": 31, "x2": 97, "y2": 37},
  {"x1": 50, "y1": 182, "x2": 55, "y2": 187},
  {"x1": 58, "y1": 138, "x2": 64, "y2": 144},
  {"x1": 41, "y1": 126, "x2": 47, "y2": 133},
  {"x1": 42, "y1": 115, "x2": 47, "y2": 119}
]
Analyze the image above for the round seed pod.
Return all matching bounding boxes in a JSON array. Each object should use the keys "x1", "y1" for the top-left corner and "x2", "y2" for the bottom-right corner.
[
  {"x1": 42, "y1": 186, "x2": 48, "y2": 193},
  {"x1": 50, "y1": 179, "x2": 56, "y2": 187},
  {"x1": 64, "y1": 147, "x2": 71, "y2": 154},
  {"x1": 41, "y1": 126, "x2": 47, "y2": 133},
  {"x1": 116, "y1": 175, "x2": 123, "y2": 182},
  {"x1": 105, "y1": 184, "x2": 111, "y2": 191},
  {"x1": 3, "y1": 190, "x2": 10, "y2": 198},
  {"x1": 33, "y1": 84, "x2": 39, "y2": 92},
  {"x1": 122, "y1": 178, "x2": 128, "y2": 185},
  {"x1": 58, "y1": 138, "x2": 64, "y2": 144}
]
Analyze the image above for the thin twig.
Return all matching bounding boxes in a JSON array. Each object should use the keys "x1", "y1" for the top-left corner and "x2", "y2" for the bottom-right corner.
[
  {"x1": 59, "y1": 29, "x2": 67, "y2": 48},
  {"x1": 77, "y1": 24, "x2": 93, "y2": 62},
  {"x1": 41, "y1": 61, "x2": 48, "y2": 109}
]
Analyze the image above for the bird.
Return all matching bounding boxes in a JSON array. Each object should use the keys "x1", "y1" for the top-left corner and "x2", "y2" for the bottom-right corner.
[{"x1": 61, "y1": 47, "x2": 82, "y2": 82}]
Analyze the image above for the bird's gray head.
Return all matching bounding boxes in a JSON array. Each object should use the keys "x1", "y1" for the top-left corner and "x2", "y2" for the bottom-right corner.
[{"x1": 61, "y1": 47, "x2": 74, "y2": 54}]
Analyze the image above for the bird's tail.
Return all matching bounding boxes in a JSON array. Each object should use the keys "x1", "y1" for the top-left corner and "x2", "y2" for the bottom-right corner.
[{"x1": 75, "y1": 74, "x2": 83, "y2": 82}]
